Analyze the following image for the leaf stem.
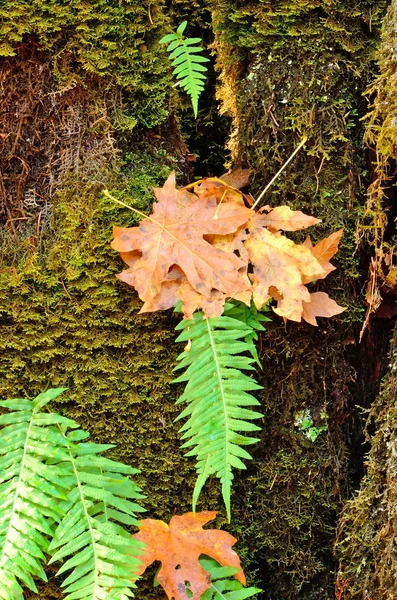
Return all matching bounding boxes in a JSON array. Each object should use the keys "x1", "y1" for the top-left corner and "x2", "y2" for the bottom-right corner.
[
  {"x1": 252, "y1": 136, "x2": 307, "y2": 210},
  {"x1": 103, "y1": 189, "x2": 149, "y2": 221}
]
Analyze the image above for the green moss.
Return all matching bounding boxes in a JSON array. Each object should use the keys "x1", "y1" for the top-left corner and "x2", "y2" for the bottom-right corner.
[
  {"x1": 217, "y1": 319, "x2": 352, "y2": 598},
  {"x1": 357, "y1": 0, "x2": 397, "y2": 295},
  {"x1": 334, "y1": 3, "x2": 397, "y2": 596},
  {"x1": 0, "y1": 145, "x2": 228, "y2": 598},
  {"x1": 0, "y1": 0, "x2": 176, "y2": 128},
  {"x1": 0, "y1": 2, "x2": 394, "y2": 598}
]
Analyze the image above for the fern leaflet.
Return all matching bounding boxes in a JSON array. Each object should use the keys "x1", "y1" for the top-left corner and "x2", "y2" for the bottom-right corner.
[
  {"x1": 199, "y1": 558, "x2": 261, "y2": 600},
  {"x1": 174, "y1": 311, "x2": 262, "y2": 521},
  {"x1": 223, "y1": 301, "x2": 270, "y2": 367},
  {"x1": 0, "y1": 388, "x2": 77, "y2": 598},
  {"x1": 160, "y1": 21, "x2": 209, "y2": 118}
]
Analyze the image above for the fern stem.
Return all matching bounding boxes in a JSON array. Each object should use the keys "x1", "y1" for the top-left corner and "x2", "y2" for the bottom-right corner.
[
  {"x1": 66, "y1": 444, "x2": 100, "y2": 598},
  {"x1": 205, "y1": 317, "x2": 230, "y2": 518}
]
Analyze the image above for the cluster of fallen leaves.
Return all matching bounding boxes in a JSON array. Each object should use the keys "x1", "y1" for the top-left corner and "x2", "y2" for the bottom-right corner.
[
  {"x1": 111, "y1": 172, "x2": 345, "y2": 325},
  {"x1": 132, "y1": 512, "x2": 246, "y2": 600}
]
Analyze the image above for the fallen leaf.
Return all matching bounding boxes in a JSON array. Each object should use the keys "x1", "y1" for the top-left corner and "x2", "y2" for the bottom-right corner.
[
  {"x1": 302, "y1": 292, "x2": 346, "y2": 326},
  {"x1": 112, "y1": 173, "x2": 252, "y2": 307},
  {"x1": 220, "y1": 167, "x2": 251, "y2": 190},
  {"x1": 257, "y1": 206, "x2": 321, "y2": 232},
  {"x1": 245, "y1": 215, "x2": 326, "y2": 320},
  {"x1": 138, "y1": 266, "x2": 186, "y2": 314},
  {"x1": 133, "y1": 512, "x2": 245, "y2": 600},
  {"x1": 140, "y1": 271, "x2": 250, "y2": 320},
  {"x1": 111, "y1": 176, "x2": 344, "y2": 326},
  {"x1": 302, "y1": 229, "x2": 343, "y2": 283},
  {"x1": 191, "y1": 177, "x2": 253, "y2": 207}
]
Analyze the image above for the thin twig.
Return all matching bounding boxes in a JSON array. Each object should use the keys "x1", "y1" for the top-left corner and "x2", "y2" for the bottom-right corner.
[{"x1": 252, "y1": 136, "x2": 308, "y2": 210}]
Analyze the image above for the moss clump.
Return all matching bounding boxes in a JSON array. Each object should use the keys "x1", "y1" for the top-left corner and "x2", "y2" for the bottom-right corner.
[
  {"x1": 0, "y1": 0, "x2": 176, "y2": 128},
  {"x1": 220, "y1": 319, "x2": 353, "y2": 599},
  {"x1": 358, "y1": 0, "x2": 397, "y2": 320},
  {"x1": 0, "y1": 168, "x2": 204, "y2": 598},
  {"x1": 335, "y1": 3, "x2": 397, "y2": 597}
]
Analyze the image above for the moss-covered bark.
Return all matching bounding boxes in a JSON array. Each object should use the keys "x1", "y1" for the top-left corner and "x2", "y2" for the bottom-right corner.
[
  {"x1": 336, "y1": 322, "x2": 397, "y2": 599},
  {"x1": 204, "y1": 1, "x2": 391, "y2": 597},
  {"x1": 335, "y1": 2, "x2": 397, "y2": 597},
  {"x1": 0, "y1": 0, "x2": 396, "y2": 599}
]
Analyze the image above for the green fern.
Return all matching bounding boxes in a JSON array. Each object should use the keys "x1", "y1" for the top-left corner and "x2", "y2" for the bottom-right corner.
[
  {"x1": 48, "y1": 436, "x2": 145, "y2": 600},
  {"x1": 199, "y1": 558, "x2": 261, "y2": 600},
  {"x1": 159, "y1": 21, "x2": 209, "y2": 117},
  {"x1": 173, "y1": 311, "x2": 263, "y2": 521},
  {"x1": 0, "y1": 389, "x2": 145, "y2": 600},
  {"x1": 0, "y1": 388, "x2": 77, "y2": 598}
]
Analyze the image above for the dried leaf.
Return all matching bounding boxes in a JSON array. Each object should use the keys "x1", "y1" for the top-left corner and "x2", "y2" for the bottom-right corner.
[
  {"x1": 302, "y1": 292, "x2": 346, "y2": 326},
  {"x1": 112, "y1": 173, "x2": 252, "y2": 307},
  {"x1": 257, "y1": 206, "x2": 321, "y2": 232},
  {"x1": 133, "y1": 512, "x2": 245, "y2": 600},
  {"x1": 220, "y1": 167, "x2": 251, "y2": 190},
  {"x1": 302, "y1": 229, "x2": 343, "y2": 283},
  {"x1": 137, "y1": 266, "x2": 230, "y2": 319},
  {"x1": 245, "y1": 215, "x2": 326, "y2": 321},
  {"x1": 189, "y1": 176, "x2": 253, "y2": 208}
]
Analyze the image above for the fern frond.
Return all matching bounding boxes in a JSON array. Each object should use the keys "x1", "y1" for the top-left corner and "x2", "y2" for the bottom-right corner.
[
  {"x1": 174, "y1": 312, "x2": 262, "y2": 521},
  {"x1": 0, "y1": 388, "x2": 77, "y2": 598},
  {"x1": 160, "y1": 21, "x2": 209, "y2": 117},
  {"x1": 200, "y1": 558, "x2": 261, "y2": 600},
  {"x1": 49, "y1": 434, "x2": 146, "y2": 600}
]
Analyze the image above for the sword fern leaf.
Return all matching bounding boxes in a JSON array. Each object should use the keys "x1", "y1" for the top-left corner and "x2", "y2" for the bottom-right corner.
[
  {"x1": 160, "y1": 21, "x2": 209, "y2": 118},
  {"x1": 174, "y1": 309, "x2": 263, "y2": 521},
  {"x1": 200, "y1": 558, "x2": 261, "y2": 600},
  {"x1": 0, "y1": 388, "x2": 76, "y2": 598}
]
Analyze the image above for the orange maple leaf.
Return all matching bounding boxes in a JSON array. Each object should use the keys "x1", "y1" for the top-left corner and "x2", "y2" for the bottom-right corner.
[
  {"x1": 138, "y1": 265, "x2": 232, "y2": 319},
  {"x1": 256, "y1": 205, "x2": 321, "y2": 232},
  {"x1": 302, "y1": 229, "x2": 344, "y2": 283},
  {"x1": 132, "y1": 512, "x2": 245, "y2": 600},
  {"x1": 302, "y1": 292, "x2": 346, "y2": 326},
  {"x1": 111, "y1": 175, "x2": 345, "y2": 324},
  {"x1": 112, "y1": 173, "x2": 251, "y2": 307},
  {"x1": 245, "y1": 214, "x2": 326, "y2": 321}
]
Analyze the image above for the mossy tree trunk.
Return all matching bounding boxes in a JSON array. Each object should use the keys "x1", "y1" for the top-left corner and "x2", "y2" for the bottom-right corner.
[{"x1": 0, "y1": 1, "x2": 396, "y2": 599}]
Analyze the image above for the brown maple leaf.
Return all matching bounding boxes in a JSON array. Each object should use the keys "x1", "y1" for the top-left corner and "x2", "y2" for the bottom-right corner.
[
  {"x1": 112, "y1": 173, "x2": 252, "y2": 310},
  {"x1": 256, "y1": 205, "x2": 321, "y2": 232},
  {"x1": 138, "y1": 265, "x2": 232, "y2": 319},
  {"x1": 219, "y1": 167, "x2": 251, "y2": 190},
  {"x1": 245, "y1": 214, "x2": 326, "y2": 321},
  {"x1": 187, "y1": 176, "x2": 252, "y2": 207},
  {"x1": 302, "y1": 292, "x2": 346, "y2": 326},
  {"x1": 132, "y1": 512, "x2": 245, "y2": 600},
  {"x1": 302, "y1": 229, "x2": 343, "y2": 283},
  {"x1": 111, "y1": 175, "x2": 345, "y2": 325}
]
